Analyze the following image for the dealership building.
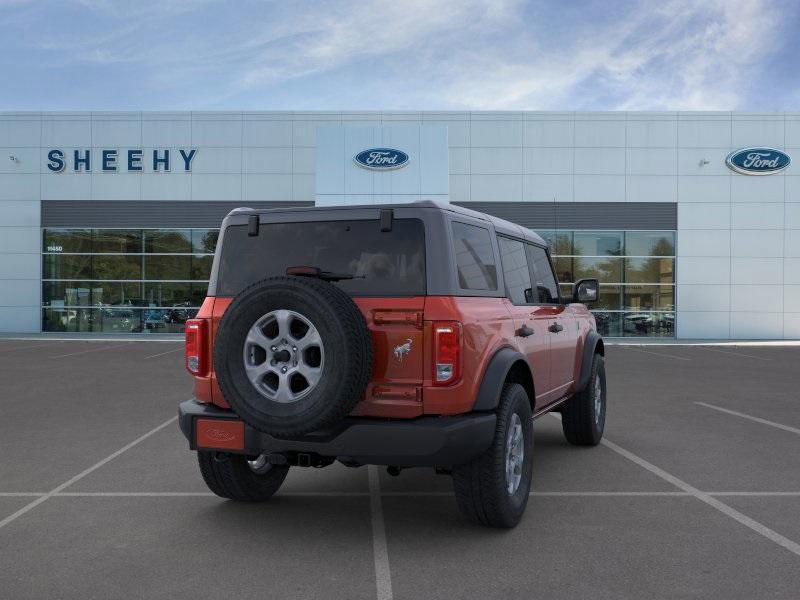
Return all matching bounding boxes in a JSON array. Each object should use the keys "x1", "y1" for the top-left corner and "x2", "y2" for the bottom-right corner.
[{"x1": 0, "y1": 110, "x2": 798, "y2": 339}]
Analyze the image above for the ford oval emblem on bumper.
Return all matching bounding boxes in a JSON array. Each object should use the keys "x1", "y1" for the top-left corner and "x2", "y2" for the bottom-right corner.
[
  {"x1": 726, "y1": 147, "x2": 790, "y2": 175},
  {"x1": 354, "y1": 148, "x2": 409, "y2": 170}
]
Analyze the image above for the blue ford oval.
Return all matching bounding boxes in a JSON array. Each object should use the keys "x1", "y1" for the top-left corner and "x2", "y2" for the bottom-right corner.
[
  {"x1": 354, "y1": 148, "x2": 409, "y2": 170},
  {"x1": 726, "y1": 147, "x2": 790, "y2": 175}
]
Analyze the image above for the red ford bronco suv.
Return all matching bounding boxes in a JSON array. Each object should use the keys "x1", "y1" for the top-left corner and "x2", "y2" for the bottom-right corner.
[{"x1": 179, "y1": 200, "x2": 605, "y2": 527}]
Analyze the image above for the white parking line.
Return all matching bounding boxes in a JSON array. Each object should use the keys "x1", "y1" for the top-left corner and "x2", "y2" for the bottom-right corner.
[
  {"x1": 696, "y1": 402, "x2": 800, "y2": 436},
  {"x1": 0, "y1": 416, "x2": 178, "y2": 531},
  {"x1": 368, "y1": 465, "x2": 393, "y2": 600},
  {"x1": 695, "y1": 347, "x2": 771, "y2": 361},
  {"x1": 49, "y1": 343, "x2": 132, "y2": 358},
  {"x1": 600, "y1": 437, "x2": 800, "y2": 557},
  {"x1": 621, "y1": 347, "x2": 691, "y2": 361},
  {"x1": 143, "y1": 347, "x2": 183, "y2": 359}
]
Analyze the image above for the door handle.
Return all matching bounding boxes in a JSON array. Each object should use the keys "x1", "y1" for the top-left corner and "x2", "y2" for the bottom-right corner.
[
  {"x1": 517, "y1": 324, "x2": 535, "y2": 338},
  {"x1": 548, "y1": 322, "x2": 564, "y2": 333}
]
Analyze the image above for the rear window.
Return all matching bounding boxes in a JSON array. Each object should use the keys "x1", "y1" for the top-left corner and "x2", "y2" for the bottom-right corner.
[
  {"x1": 451, "y1": 222, "x2": 497, "y2": 291},
  {"x1": 216, "y1": 219, "x2": 426, "y2": 296}
]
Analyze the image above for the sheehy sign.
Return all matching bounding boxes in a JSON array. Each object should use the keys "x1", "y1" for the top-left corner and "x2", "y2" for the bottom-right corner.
[{"x1": 46, "y1": 148, "x2": 197, "y2": 172}]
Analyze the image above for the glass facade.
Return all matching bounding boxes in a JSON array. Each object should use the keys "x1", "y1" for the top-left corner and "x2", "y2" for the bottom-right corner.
[
  {"x1": 537, "y1": 230, "x2": 676, "y2": 338},
  {"x1": 42, "y1": 228, "x2": 218, "y2": 333}
]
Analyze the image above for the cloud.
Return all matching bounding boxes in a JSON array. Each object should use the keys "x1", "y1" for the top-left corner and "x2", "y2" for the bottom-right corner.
[{"x1": 0, "y1": 0, "x2": 796, "y2": 110}]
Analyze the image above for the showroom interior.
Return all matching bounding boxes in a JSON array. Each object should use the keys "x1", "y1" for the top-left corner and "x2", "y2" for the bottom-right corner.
[{"x1": 0, "y1": 111, "x2": 797, "y2": 339}]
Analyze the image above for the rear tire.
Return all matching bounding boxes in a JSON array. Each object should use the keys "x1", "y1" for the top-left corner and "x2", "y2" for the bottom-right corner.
[
  {"x1": 198, "y1": 451, "x2": 289, "y2": 501},
  {"x1": 561, "y1": 353, "x2": 606, "y2": 446},
  {"x1": 452, "y1": 383, "x2": 533, "y2": 528}
]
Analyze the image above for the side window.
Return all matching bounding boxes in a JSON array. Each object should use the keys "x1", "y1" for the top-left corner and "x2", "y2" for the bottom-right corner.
[
  {"x1": 527, "y1": 244, "x2": 560, "y2": 304},
  {"x1": 498, "y1": 236, "x2": 533, "y2": 304},
  {"x1": 451, "y1": 222, "x2": 498, "y2": 291}
]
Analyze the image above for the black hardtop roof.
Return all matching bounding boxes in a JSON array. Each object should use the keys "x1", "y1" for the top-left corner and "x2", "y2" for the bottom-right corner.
[{"x1": 227, "y1": 200, "x2": 546, "y2": 246}]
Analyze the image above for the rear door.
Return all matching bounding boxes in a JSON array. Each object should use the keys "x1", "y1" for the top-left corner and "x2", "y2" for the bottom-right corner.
[{"x1": 497, "y1": 235, "x2": 553, "y2": 405}]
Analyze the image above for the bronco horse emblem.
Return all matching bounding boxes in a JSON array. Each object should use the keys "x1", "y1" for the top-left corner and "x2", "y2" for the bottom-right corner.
[{"x1": 393, "y1": 338, "x2": 413, "y2": 362}]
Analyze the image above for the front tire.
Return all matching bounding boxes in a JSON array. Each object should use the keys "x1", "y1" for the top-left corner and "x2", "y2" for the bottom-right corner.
[
  {"x1": 561, "y1": 353, "x2": 606, "y2": 446},
  {"x1": 452, "y1": 383, "x2": 533, "y2": 528},
  {"x1": 198, "y1": 451, "x2": 289, "y2": 501}
]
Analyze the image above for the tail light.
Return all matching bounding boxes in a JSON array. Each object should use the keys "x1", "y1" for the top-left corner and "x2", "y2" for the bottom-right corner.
[
  {"x1": 185, "y1": 319, "x2": 208, "y2": 376},
  {"x1": 432, "y1": 321, "x2": 461, "y2": 386}
]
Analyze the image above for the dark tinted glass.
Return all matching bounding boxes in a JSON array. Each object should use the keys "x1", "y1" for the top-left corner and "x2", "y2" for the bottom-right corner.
[
  {"x1": 624, "y1": 258, "x2": 674, "y2": 284},
  {"x1": 217, "y1": 219, "x2": 426, "y2": 296},
  {"x1": 573, "y1": 231, "x2": 622, "y2": 256},
  {"x1": 625, "y1": 232, "x2": 675, "y2": 256},
  {"x1": 192, "y1": 229, "x2": 219, "y2": 254},
  {"x1": 552, "y1": 257, "x2": 574, "y2": 283},
  {"x1": 452, "y1": 222, "x2": 497, "y2": 291},
  {"x1": 43, "y1": 255, "x2": 92, "y2": 279},
  {"x1": 593, "y1": 312, "x2": 622, "y2": 337},
  {"x1": 623, "y1": 312, "x2": 675, "y2": 337},
  {"x1": 43, "y1": 281, "x2": 143, "y2": 307},
  {"x1": 190, "y1": 255, "x2": 214, "y2": 280},
  {"x1": 43, "y1": 229, "x2": 92, "y2": 253},
  {"x1": 526, "y1": 245, "x2": 559, "y2": 303},
  {"x1": 92, "y1": 255, "x2": 142, "y2": 280},
  {"x1": 624, "y1": 285, "x2": 674, "y2": 311},
  {"x1": 498, "y1": 237, "x2": 532, "y2": 304},
  {"x1": 93, "y1": 230, "x2": 142, "y2": 253},
  {"x1": 145, "y1": 230, "x2": 192, "y2": 253},
  {"x1": 144, "y1": 255, "x2": 192, "y2": 280},
  {"x1": 574, "y1": 257, "x2": 622, "y2": 283}
]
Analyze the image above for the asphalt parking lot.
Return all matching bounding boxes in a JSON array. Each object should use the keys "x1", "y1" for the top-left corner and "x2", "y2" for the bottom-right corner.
[{"x1": 0, "y1": 339, "x2": 799, "y2": 599}]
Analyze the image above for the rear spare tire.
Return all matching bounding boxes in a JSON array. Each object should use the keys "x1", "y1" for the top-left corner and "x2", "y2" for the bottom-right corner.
[{"x1": 214, "y1": 276, "x2": 373, "y2": 437}]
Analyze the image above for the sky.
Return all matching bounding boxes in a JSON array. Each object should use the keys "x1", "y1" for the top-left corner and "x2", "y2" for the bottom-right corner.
[{"x1": 1, "y1": 0, "x2": 799, "y2": 111}]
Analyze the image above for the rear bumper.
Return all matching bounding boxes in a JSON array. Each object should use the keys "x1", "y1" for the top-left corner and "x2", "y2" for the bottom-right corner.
[{"x1": 178, "y1": 399, "x2": 496, "y2": 467}]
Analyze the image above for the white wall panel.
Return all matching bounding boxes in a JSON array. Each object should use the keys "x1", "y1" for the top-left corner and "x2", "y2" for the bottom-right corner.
[
  {"x1": 626, "y1": 176, "x2": 677, "y2": 203},
  {"x1": 785, "y1": 230, "x2": 800, "y2": 257},
  {"x1": 523, "y1": 120, "x2": 574, "y2": 147},
  {"x1": 0, "y1": 307, "x2": 39, "y2": 333},
  {"x1": 523, "y1": 174, "x2": 572, "y2": 202},
  {"x1": 449, "y1": 175, "x2": 470, "y2": 203},
  {"x1": 41, "y1": 174, "x2": 89, "y2": 201},
  {"x1": 243, "y1": 148, "x2": 292, "y2": 174},
  {"x1": 0, "y1": 279, "x2": 39, "y2": 306},
  {"x1": 141, "y1": 174, "x2": 191, "y2": 201},
  {"x1": 574, "y1": 148, "x2": 625, "y2": 174},
  {"x1": 730, "y1": 175, "x2": 785, "y2": 203},
  {"x1": 0, "y1": 200, "x2": 39, "y2": 226},
  {"x1": 523, "y1": 147, "x2": 573, "y2": 174},
  {"x1": 471, "y1": 147, "x2": 522, "y2": 174},
  {"x1": 192, "y1": 148, "x2": 243, "y2": 174},
  {"x1": 191, "y1": 120, "x2": 243, "y2": 147},
  {"x1": 785, "y1": 258, "x2": 800, "y2": 284},
  {"x1": 677, "y1": 257, "x2": 730, "y2": 284},
  {"x1": 471, "y1": 174, "x2": 522, "y2": 202},
  {"x1": 91, "y1": 120, "x2": 141, "y2": 147},
  {"x1": 730, "y1": 312, "x2": 782, "y2": 339},
  {"x1": 573, "y1": 175, "x2": 625, "y2": 202},
  {"x1": 731, "y1": 285, "x2": 782, "y2": 312},
  {"x1": 678, "y1": 203, "x2": 730, "y2": 229},
  {"x1": 676, "y1": 311, "x2": 729, "y2": 338},
  {"x1": 0, "y1": 119, "x2": 41, "y2": 147},
  {"x1": 142, "y1": 119, "x2": 191, "y2": 147},
  {"x1": 678, "y1": 149, "x2": 731, "y2": 176},
  {"x1": 242, "y1": 120, "x2": 293, "y2": 147},
  {"x1": 731, "y1": 257, "x2": 782, "y2": 285},
  {"x1": 0, "y1": 253, "x2": 39, "y2": 279},
  {"x1": 627, "y1": 148, "x2": 676, "y2": 175},
  {"x1": 0, "y1": 226, "x2": 40, "y2": 253},
  {"x1": 677, "y1": 230, "x2": 730, "y2": 257},
  {"x1": 470, "y1": 120, "x2": 522, "y2": 147},
  {"x1": 732, "y1": 119, "x2": 785, "y2": 149},
  {"x1": 574, "y1": 120, "x2": 625, "y2": 147},
  {"x1": 244, "y1": 174, "x2": 292, "y2": 201},
  {"x1": 677, "y1": 176, "x2": 730, "y2": 203},
  {"x1": 626, "y1": 120, "x2": 677, "y2": 148},
  {"x1": 784, "y1": 313, "x2": 800, "y2": 338},
  {"x1": 677, "y1": 284, "x2": 730, "y2": 311},
  {"x1": 731, "y1": 230, "x2": 784, "y2": 257},
  {"x1": 292, "y1": 174, "x2": 314, "y2": 201},
  {"x1": 731, "y1": 203, "x2": 784, "y2": 229},
  {"x1": 677, "y1": 119, "x2": 731, "y2": 148},
  {"x1": 91, "y1": 173, "x2": 141, "y2": 200},
  {"x1": 41, "y1": 119, "x2": 91, "y2": 147},
  {"x1": 292, "y1": 147, "x2": 315, "y2": 174},
  {"x1": 0, "y1": 148, "x2": 39, "y2": 173},
  {"x1": 191, "y1": 174, "x2": 242, "y2": 200},
  {"x1": 0, "y1": 174, "x2": 38, "y2": 200}
]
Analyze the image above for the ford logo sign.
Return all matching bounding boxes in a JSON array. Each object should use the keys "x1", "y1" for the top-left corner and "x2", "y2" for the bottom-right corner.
[
  {"x1": 354, "y1": 148, "x2": 409, "y2": 170},
  {"x1": 725, "y1": 147, "x2": 790, "y2": 175}
]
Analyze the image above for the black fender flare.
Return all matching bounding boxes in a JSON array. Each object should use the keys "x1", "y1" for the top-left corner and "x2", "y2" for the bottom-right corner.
[
  {"x1": 576, "y1": 331, "x2": 604, "y2": 392},
  {"x1": 472, "y1": 347, "x2": 532, "y2": 411}
]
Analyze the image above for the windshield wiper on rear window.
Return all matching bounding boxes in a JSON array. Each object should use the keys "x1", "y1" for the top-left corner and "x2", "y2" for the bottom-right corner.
[{"x1": 286, "y1": 265, "x2": 365, "y2": 282}]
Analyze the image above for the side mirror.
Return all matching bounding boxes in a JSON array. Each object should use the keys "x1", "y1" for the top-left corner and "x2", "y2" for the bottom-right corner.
[
  {"x1": 524, "y1": 288, "x2": 534, "y2": 303},
  {"x1": 573, "y1": 278, "x2": 599, "y2": 304}
]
